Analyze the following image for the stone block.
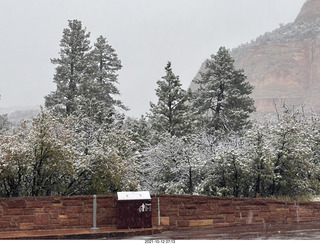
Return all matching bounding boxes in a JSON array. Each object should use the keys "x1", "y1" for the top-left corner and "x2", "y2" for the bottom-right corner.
[
  {"x1": 5, "y1": 208, "x2": 23, "y2": 215},
  {"x1": 185, "y1": 204, "x2": 197, "y2": 209},
  {"x1": 52, "y1": 203, "x2": 62, "y2": 207},
  {"x1": 170, "y1": 198, "x2": 190, "y2": 205},
  {"x1": 268, "y1": 204, "x2": 277, "y2": 211},
  {"x1": 209, "y1": 202, "x2": 218, "y2": 211},
  {"x1": 19, "y1": 223, "x2": 34, "y2": 230},
  {"x1": 213, "y1": 222, "x2": 230, "y2": 227},
  {"x1": 240, "y1": 205, "x2": 261, "y2": 211},
  {"x1": 63, "y1": 200, "x2": 82, "y2": 206},
  {"x1": 19, "y1": 216, "x2": 34, "y2": 223},
  {"x1": 189, "y1": 219, "x2": 213, "y2": 227},
  {"x1": 212, "y1": 218, "x2": 226, "y2": 223},
  {"x1": 276, "y1": 208, "x2": 289, "y2": 212},
  {"x1": 23, "y1": 209, "x2": 34, "y2": 215},
  {"x1": 27, "y1": 201, "x2": 52, "y2": 208},
  {"x1": 49, "y1": 213, "x2": 59, "y2": 219},
  {"x1": 193, "y1": 198, "x2": 209, "y2": 204},
  {"x1": 61, "y1": 218, "x2": 80, "y2": 226},
  {"x1": 198, "y1": 204, "x2": 212, "y2": 211},
  {"x1": 245, "y1": 199, "x2": 268, "y2": 205},
  {"x1": 225, "y1": 214, "x2": 236, "y2": 222},
  {"x1": 197, "y1": 212, "x2": 218, "y2": 219},
  {"x1": 217, "y1": 200, "x2": 231, "y2": 206},
  {"x1": 34, "y1": 208, "x2": 44, "y2": 213},
  {"x1": 218, "y1": 206, "x2": 235, "y2": 214},
  {"x1": 66, "y1": 213, "x2": 80, "y2": 219},
  {"x1": 169, "y1": 216, "x2": 178, "y2": 226},
  {"x1": 179, "y1": 209, "x2": 197, "y2": 216},
  {"x1": 253, "y1": 216, "x2": 265, "y2": 223},
  {"x1": 177, "y1": 220, "x2": 189, "y2": 227},
  {"x1": 81, "y1": 214, "x2": 93, "y2": 225},
  {"x1": 160, "y1": 217, "x2": 170, "y2": 226},
  {"x1": 35, "y1": 213, "x2": 49, "y2": 225},
  {"x1": 7, "y1": 199, "x2": 27, "y2": 208},
  {"x1": 66, "y1": 206, "x2": 83, "y2": 213}
]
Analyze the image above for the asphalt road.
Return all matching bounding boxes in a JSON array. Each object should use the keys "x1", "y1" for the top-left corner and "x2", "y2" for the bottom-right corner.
[{"x1": 119, "y1": 221, "x2": 320, "y2": 240}]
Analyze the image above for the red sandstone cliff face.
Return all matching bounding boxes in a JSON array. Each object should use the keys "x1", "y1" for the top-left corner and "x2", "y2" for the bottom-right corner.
[
  {"x1": 233, "y1": 38, "x2": 320, "y2": 112},
  {"x1": 191, "y1": 0, "x2": 320, "y2": 113},
  {"x1": 295, "y1": 0, "x2": 320, "y2": 24}
]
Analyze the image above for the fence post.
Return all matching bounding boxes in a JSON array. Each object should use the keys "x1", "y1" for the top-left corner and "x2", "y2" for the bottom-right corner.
[
  {"x1": 158, "y1": 197, "x2": 160, "y2": 226},
  {"x1": 91, "y1": 195, "x2": 99, "y2": 230}
]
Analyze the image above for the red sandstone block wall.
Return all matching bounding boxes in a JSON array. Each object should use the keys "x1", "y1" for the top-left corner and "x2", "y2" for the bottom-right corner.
[
  {"x1": 152, "y1": 194, "x2": 320, "y2": 229},
  {"x1": 0, "y1": 195, "x2": 117, "y2": 232},
  {"x1": 0, "y1": 194, "x2": 320, "y2": 232}
]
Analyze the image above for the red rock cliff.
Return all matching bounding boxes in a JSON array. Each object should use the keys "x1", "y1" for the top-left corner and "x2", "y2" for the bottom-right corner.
[{"x1": 191, "y1": 0, "x2": 320, "y2": 113}]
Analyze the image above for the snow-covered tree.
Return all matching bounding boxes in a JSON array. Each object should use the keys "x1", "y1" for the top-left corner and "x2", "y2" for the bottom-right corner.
[
  {"x1": 0, "y1": 123, "x2": 29, "y2": 196},
  {"x1": 45, "y1": 20, "x2": 126, "y2": 119},
  {"x1": 242, "y1": 124, "x2": 273, "y2": 198},
  {"x1": 149, "y1": 62, "x2": 193, "y2": 137},
  {"x1": 124, "y1": 116, "x2": 153, "y2": 153},
  {"x1": 86, "y1": 35, "x2": 125, "y2": 110},
  {"x1": 67, "y1": 108, "x2": 139, "y2": 195},
  {"x1": 26, "y1": 110, "x2": 76, "y2": 196},
  {"x1": 143, "y1": 135, "x2": 204, "y2": 194},
  {"x1": 269, "y1": 107, "x2": 315, "y2": 198},
  {"x1": 0, "y1": 110, "x2": 76, "y2": 196},
  {"x1": 45, "y1": 20, "x2": 91, "y2": 116},
  {"x1": 193, "y1": 47, "x2": 255, "y2": 134}
]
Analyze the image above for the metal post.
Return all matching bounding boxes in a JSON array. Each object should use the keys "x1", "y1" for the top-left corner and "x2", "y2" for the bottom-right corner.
[
  {"x1": 158, "y1": 197, "x2": 160, "y2": 226},
  {"x1": 91, "y1": 195, "x2": 99, "y2": 230}
]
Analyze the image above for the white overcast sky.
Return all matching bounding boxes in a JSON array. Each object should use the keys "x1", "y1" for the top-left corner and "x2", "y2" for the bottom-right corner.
[{"x1": 0, "y1": 0, "x2": 306, "y2": 117}]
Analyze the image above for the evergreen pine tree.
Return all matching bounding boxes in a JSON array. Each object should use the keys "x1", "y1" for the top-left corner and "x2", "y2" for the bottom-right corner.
[
  {"x1": 193, "y1": 47, "x2": 255, "y2": 134},
  {"x1": 45, "y1": 20, "x2": 91, "y2": 116},
  {"x1": 90, "y1": 35, "x2": 124, "y2": 109},
  {"x1": 149, "y1": 62, "x2": 192, "y2": 137},
  {"x1": 75, "y1": 36, "x2": 126, "y2": 125},
  {"x1": 45, "y1": 21, "x2": 126, "y2": 120}
]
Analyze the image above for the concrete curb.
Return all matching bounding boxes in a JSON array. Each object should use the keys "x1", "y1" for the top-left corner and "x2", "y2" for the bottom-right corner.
[{"x1": 0, "y1": 227, "x2": 164, "y2": 240}]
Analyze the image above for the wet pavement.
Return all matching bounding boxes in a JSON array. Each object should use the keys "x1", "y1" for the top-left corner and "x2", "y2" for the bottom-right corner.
[
  {"x1": 2, "y1": 221, "x2": 320, "y2": 239},
  {"x1": 0, "y1": 226, "x2": 163, "y2": 240},
  {"x1": 120, "y1": 221, "x2": 320, "y2": 240}
]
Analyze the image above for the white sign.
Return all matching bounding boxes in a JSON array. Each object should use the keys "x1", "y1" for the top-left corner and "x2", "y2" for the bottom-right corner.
[
  {"x1": 138, "y1": 203, "x2": 152, "y2": 212},
  {"x1": 117, "y1": 191, "x2": 151, "y2": 200}
]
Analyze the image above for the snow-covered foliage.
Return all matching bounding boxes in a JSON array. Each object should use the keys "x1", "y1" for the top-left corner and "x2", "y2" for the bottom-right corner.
[
  {"x1": 232, "y1": 19, "x2": 320, "y2": 57},
  {"x1": 0, "y1": 110, "x2": 76, "y2": 196},
  {"x1": 0, "y1": 109, "x2": 140, "y2": 196},
  {"x1": 140, "y1": 104, "x2": 320, "y2": 199},
  {"x1": 142, "y1": 134, "x2": 205, "y2": 194}
]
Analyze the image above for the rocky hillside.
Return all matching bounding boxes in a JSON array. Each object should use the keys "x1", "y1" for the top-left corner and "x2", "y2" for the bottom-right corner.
[{"x1": 191, "y1": 0, "x2": 320, "y2": 113}]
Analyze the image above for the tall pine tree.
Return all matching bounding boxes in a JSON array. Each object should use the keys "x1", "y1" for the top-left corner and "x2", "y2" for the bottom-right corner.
[
  {"x1": 45, "y1": 20, "x2": 125, "y2": 120},
  {"x1": 90, "y1": 35, "x2": 123, "y2": 109},
  {"x1": 149, "y1": 62, "x2": 192, "y2": 137},
  {"x1": 193, "y1": 47, "x2": 255, "y2": 134},
  {"x1": 76, "y1": 35, "x2": 126, "y2": 125},
  {"x1": 45, "y1": 20, "x2": 91, "y2": 116}
]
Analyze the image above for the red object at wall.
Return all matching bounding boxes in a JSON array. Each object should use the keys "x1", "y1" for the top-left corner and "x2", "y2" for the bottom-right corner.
[{"x1": 117, "y1": 192, "x2": 152, "y2": 229}]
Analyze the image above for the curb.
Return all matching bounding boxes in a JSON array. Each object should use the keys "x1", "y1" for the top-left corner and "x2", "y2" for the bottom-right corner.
[{"x1": 0, "y1": 227, "x2": 164, "y2": 240}]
